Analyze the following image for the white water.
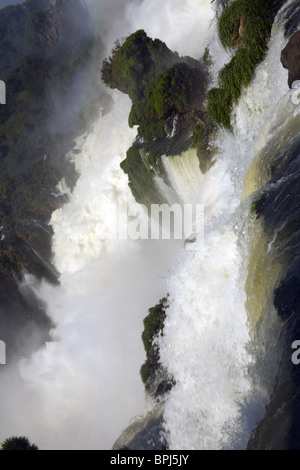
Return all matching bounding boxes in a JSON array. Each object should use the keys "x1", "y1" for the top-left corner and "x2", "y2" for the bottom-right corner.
[
  {"x1": 162, "y1": 149, "x2": 205, "y2": 204},
  {"x1": 86, "y1": 0, "x2": 215, "y2": 60},
  {"x1": 158, "y1": 5, "x2": 292, "y2": 450},
  {"x1": 0, "y1": 0, "x2": 216, "y2": 450},
  {"x1": 0, "y1": 0, "x2": 293, "y2": 451}
]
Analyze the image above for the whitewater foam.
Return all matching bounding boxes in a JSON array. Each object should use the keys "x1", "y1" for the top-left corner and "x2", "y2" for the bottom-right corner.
[{"x1": 158, "y1": 3, "x2": 292, "y2": 450}]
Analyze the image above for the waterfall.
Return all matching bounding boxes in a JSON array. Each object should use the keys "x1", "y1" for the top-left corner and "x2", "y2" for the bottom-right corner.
[
  {"x1": 1, "y1": 0, "x2": 299, "y2": 451},
  {"x1": 158, "y1": 1, "x2": 293, "y2": 450},
  {"x1": 161, "y1": 149, "x2": 205, "y2": 204},
  {"x1": 0, "y1": 0, "x2": 215, "y2": 450},
  {"x1": 0, "y1": 92, "x2": 183, "y2": 450}
]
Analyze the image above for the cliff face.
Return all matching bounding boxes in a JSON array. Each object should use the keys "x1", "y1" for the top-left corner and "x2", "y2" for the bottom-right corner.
[
  {"x1": 0, "y1": 0, "x2": 91, "y2": 78},
  {"x1": 0, "y1": 0, "x2": 103, "y2": 360}
]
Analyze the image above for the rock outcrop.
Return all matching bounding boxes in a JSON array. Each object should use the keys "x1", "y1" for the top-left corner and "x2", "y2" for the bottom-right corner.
[
  {"x1": 281, "y1": 30, "x2": 300, "y2": 88},
  {"x1": 0, "y1": 0, "x2": 101, "y2": 362}
]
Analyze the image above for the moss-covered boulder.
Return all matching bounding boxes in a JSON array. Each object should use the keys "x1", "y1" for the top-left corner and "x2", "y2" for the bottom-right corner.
[
  {"x1": 102, "y1": 30, "x2": 212, "y2": 205},
  {"x1": 140, "y1": 297, "x2": 174, "y2": 397},
  {"x1": 207, "y1": 0, "x2": 278, "y2": 129}
]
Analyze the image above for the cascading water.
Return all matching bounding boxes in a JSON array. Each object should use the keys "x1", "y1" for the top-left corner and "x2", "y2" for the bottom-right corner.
[
  {"x1": 0, "y1": 0, "x2": 215, "y2": 450},
  {"x1": 161, "y1": 149, "x2": 205, "y2": 204},
  {"x1": 156, "y1": 0, "x2": 296, "y2": 450},
  {"x1": 0, "y1": 90, "x2": 187, "y2": 450},
  {"x1": 1, "y1": 0, "x2": 300, "y2": 451}
]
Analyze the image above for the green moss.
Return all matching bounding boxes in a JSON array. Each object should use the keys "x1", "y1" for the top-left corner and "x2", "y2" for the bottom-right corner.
[
  {"x1": 207, "y1": 0, "x2": 273, "y2": 129},
  {"x1": 101, "y1": 29, "x2": 179, "y2": 102},
  {"x1": 140, "y1": 297, "x2": 169, "y2": 386},
  {"x1": 0, "y1": 0, "x2": 103, "y2": 283},
  {"x1": 206, "y1": 87, "x2": 233, "y2": 130},
  {"x1": 147, "y1": 63, "x2": 192, "y2": 118},
  {"x1": 140, "y1": 362, "x2": 152, "y2": 385},
  {"x1": 120, "y1": 144, "x2": 166, "y2": 208},
  {"x1": 127, "y1": 62, "x2": 204, "y2": 144},
  {"x1": 218, "y1": 0, "x2": 270, "y2": 50},
  {"x1": 102, "y1": 30, "x2": 212, "y2": 177},
  {"x1": 192, "y1": 123, "x2": 206, "y2": 151}
]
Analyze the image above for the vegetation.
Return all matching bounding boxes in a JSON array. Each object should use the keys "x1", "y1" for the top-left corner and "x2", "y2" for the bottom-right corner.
[
  {"x1": 0, "y1": 0, "x2": 103, "y2": 283},
  {"x1": 217, "y1": 0, "x2": 270, "y2": 50},
  {"x1": 207, "y1": 0, "x2": 273, "y2": 129},
  {"x1": 140, "y1": 297, "x2": 169, "y2": 387},
  {"x1": 128, "y1": 62, "x2": 205, "y2": 143},
  {"x1": 1, "y1": 436, "x2": 38, "y2": 450},
  {"x1": 203, "y1": 47, "x2": 213, "y2": 67},
  {"x1": 120, "y1": 144, "x2": 166, "y2": 208},
  {"x1": 102, "y1": 30, "x2": 212, "y2": 204},
  {"x1": 101, "y1": 29, "x2": 181, "y2": 102},
  {"x1": 207, "y1": 87, "x2": 233, "y2": 131},
  {"x1": 191, "y1": 122, "x2": 212, "y2": 172}
]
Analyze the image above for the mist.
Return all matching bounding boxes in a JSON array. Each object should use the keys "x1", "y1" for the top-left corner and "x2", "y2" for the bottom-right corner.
[
  {"x1": 85, "y1": 0, "x2": 214, "y2": 59},
  {"x1": 0, "y1": 0, "x2": 214, "y2": 450}
]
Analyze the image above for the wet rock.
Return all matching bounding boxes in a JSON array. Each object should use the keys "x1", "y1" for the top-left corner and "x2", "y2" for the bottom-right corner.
[
  {"x1": 281, "y1": 30, "x2": 300, "y2": 88},
  {"x1": 112, "y1": 405, "x2": 167, "y2": 450}
]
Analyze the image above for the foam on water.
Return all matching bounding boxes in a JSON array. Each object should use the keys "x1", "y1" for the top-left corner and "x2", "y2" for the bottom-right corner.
[
  {"x1": 161, "y1": 149, "x2": 205, "y2": 204},
  {"x1": 158, "y1": 4, "x2": 292, "y2": 449},
  {"x1": 0, "y1": 1, "x2": 216, "y2": 450}
]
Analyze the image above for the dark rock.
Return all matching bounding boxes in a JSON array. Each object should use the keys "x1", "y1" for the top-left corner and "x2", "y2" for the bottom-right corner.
[
  {"x1": 112, "y1": 405, "x2": 168, "y2": 450},
  {"x1": 155, "y1": 379, "x2": 174, "y2": 399},
  {"x1": 281, "y1": 30, "x2": 300, "y2": 88}
]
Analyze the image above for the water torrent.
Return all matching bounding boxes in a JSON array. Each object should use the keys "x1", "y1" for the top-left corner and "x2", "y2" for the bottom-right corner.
[
  {"x1": 155, "y1": 1, "x2": 296, "y2": 450},
  {"x1": 161, "y1": 149, "x2": 205, "y2": 204},
  {"x1": 0, "y1": 0, "x2": 214, "y2": 450},
  {"x1": 1, "y1": 0, "x2": 300, "y2": 451}
]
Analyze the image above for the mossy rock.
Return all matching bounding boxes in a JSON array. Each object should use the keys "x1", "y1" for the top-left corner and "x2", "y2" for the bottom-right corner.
[
  {"x1": 140, "y1": 297, "x2": 169, "y2": 391},
  {"x1": 207, "y1": 0, "x2": 273, "y2": 129},
  {"x1": 102, "y1": 30, "x2": 212, "y2": 175}
]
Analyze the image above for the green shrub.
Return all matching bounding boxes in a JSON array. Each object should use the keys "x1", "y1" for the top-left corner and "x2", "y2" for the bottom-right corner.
[{"x1": 102, "y1": 30, "x2": 208, "y2": 151}]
